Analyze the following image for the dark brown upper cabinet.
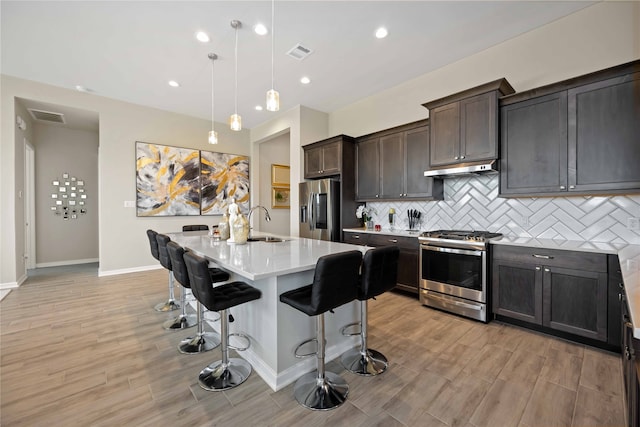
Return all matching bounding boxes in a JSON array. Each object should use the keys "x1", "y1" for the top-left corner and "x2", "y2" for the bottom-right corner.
[
  {"x1": 500, "y1": 60, "x2": 640, "y2": 197},
  {"x1": 356, "y1": 120, "x2": 443, "y2": 201},
  {"x1": 303, "y1": 135, "x2": 355, "y2": 179},
  {"x1": 422, "y1": 79, "x2": 515, "y2": 168}
]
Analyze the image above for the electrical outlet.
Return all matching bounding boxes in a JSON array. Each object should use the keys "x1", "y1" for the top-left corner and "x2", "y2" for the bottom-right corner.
[{"x1": 628, "y1": 217, "x2": 640, "y2": 231}]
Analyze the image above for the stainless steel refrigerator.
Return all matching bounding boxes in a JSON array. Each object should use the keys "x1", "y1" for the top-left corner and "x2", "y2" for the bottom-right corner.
[{"x1": 299, "y1": 179, "x2": 340, "y2": 241}]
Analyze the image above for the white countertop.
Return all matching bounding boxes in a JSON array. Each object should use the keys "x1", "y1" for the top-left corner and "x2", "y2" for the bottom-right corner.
[
  {"x1": 343, "y1": 227, "x2": 422, "y2": 238},
  {"x1": 167, "y1": 231, "x2": 366, "y2": 280},
  {"x1": 494, "y1": 236, "x2": 640, "y2": 339}
]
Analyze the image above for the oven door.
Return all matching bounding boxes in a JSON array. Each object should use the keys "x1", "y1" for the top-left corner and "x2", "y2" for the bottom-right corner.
[{"x1": 420, "y1": 244, "x2": 486, "y2": 303}]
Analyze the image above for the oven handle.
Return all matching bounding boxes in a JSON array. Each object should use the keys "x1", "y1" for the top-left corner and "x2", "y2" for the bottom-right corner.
[
  {"x1": 421, "y1": 245, "x2": 482, "y2": 257},
  {"x1": 424, "y1": 291, "x2": 482, "y2": 311}
]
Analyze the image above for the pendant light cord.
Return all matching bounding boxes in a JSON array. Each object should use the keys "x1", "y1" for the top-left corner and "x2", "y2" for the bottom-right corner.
[
  {"x1": 271, "y1": 0, "x2": 275, "y2": 89},
  {"x1": 234, "y1": 24, "x2": 238, "y2": 115},
  {"x1": 211, "y1": 56, "x2": 215, "y2": 130}
]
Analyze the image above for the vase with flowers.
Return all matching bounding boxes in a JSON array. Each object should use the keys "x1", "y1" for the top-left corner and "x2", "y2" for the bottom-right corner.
[{"x1": 356, "y1": 205, "x2": 376, "y2": 230}]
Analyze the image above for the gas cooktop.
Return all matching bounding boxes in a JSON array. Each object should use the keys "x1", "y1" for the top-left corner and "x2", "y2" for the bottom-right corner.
[{"x1": 420, "y1": 230, "x2": 503, "y2": 242}]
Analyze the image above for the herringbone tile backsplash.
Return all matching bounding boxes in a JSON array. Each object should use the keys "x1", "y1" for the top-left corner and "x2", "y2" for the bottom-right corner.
[{"x1": 366, "y1": 175, "x2": 640, "y2": 244}]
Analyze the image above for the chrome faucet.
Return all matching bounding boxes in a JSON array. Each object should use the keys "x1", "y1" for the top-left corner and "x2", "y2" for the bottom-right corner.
[{"x1": 248, "y1": 205, "x2": 271, "y2": 236}]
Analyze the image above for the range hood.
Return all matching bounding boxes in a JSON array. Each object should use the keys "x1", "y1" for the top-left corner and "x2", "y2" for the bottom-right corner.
[{"x1": 424, "y1": 160, "x2": 499, "y2": 178}]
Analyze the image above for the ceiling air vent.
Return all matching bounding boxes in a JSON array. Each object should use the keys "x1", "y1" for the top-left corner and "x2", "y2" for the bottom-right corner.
[
  {"x1": 28, "y1": 108, "x2": 66, "y2": 124},
  {"x1": 286, "y1": 43, "x2": 313, "y2": 60}
]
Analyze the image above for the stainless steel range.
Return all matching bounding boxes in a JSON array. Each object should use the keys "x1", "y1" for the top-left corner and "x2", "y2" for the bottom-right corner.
[{"x1": 418, "y1": 230, "x2": 502, "y2": 322}]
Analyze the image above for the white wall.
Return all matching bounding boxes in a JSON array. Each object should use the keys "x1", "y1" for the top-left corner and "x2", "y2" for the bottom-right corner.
[
  {"x1": 329, "y1": 1, "x2": 640, "y2": 137},
  {"x1": 1, "y1": 75, "x2": 250, "y2": 284},
  {"x1": 33, "y1": 123, "x2": 99, "y2": 266},
  {"x1": 258, "y1": 132, "x2": 290, "y2": 236}
]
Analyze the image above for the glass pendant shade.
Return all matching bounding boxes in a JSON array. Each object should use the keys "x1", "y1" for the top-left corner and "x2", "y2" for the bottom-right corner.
[
  {"x1": 266, "y1": 89, "x2": 280, "y2": 112},
  {"x1": 208, "y1": 130, "x2": 219, "y2": 144},
  {"x1": 229, "y1": 113, "x2": 242, "y2": 131}
]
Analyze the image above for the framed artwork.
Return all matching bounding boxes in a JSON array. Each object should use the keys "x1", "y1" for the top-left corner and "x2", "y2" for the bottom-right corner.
[
  {"x1": 200, "y1": 150, "x2": 250, "y2": 216},
  {"x1": 135, "y1": 142, "x2": 201, "y2": 216},
  {"x1": 272, "y1": 187, "x2": 290, "y2": 209},
  {"x1": 271, "y1": 164, "x2": 290, "y2": 187}
]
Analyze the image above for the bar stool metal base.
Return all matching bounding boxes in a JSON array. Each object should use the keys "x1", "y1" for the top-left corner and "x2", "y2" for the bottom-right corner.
[
  {"x1": 163, "y1": 314, "x2": 197, "y2": 330},
  {"x1": 293, "y1": 371, "x2": 349, "y2": 411},
  {"x1": 198, "y1": 358, "x2": 252, "y2": 391},
  {"x1": 178, "y1": 333, "x2": 220, "y2": 354},
  {"x1": 154, "y1": 300, "x2": 180, "y2": 312},
  {"x1": 340, "y1": 347, "x2": 388, "y2": 376}
]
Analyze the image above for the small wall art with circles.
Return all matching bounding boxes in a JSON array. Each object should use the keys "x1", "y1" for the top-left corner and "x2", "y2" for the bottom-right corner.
[{"x1": 51, "y1": 172, "x2": 87, "y2": 220}]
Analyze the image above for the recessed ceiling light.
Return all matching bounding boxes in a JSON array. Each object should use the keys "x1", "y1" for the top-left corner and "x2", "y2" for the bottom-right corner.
[
  {"x1": 196, "y1": 31, "x2": 210, "y2": 42},
  {"x1": 300, "y1": 76, "x2": 311, "y2": 85},
  {"x1": 255, "y1": 105, "x2": 263, "y2": 111},
  {"x1": 168, "y1": 80, "x2": 180, "y2": 87},
  {"x1": 375, "y1": 27, "x2": 388, "y2": 39},
  {"x1": 254, "y1": 23, "x2": 268, "y2": 36}
]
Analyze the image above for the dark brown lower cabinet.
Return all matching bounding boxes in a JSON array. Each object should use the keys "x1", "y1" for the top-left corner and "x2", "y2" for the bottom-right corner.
[
  {"x1": 492, "y1": 245, "x2": 614, "y2": 348},
  {"x1": 343, "y1": 231, "x2": 419, "y2": 295}
]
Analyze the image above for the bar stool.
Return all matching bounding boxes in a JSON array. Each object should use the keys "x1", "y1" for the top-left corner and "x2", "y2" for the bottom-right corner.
[
  {"x1": 146, "y1": 229, "x2": 179, "y2": 312},
  {"x1": 279, "y1": 250, "x2": 362, "y2": 411},
  {"x1": 166, "y1": 242, "x2": 231, "y2": 353},
  {"x1": 184, "y1": 251, "x2": 261, "y2": 391},
  {"x1": 341, "y1": 246, "x2": 399, "y2": 376},
  {"x1": 156, "y1": 235, "x2": 197, "y2": 330},
  {"x1": 182, "y1": 225, "x2": 209, "y2": 232}
]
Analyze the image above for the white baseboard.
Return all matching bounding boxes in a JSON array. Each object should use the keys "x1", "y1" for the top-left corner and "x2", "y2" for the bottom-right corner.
[
  {"x1": 0, "y1": 282, "x2": 20, "y2": 290},
  {"x1": 98, "y1": 264, "x2": 162, "y2": 277},
  {"x1": 36, "y1": 258, "x2": 99, "y2": 268}
]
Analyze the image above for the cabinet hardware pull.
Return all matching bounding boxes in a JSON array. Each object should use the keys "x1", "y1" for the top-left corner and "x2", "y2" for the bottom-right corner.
[
  {"x1": 460, "y1": 155, "x2": 465, "y2": 159},
  {"x1": 389, "y1": 239, "x2": 398, "y2": 243},
  {"x1": 376, "y1": 194, "x2": 379, "y2": 198},
  {"x1": 625, "y1": 321, "x2": 633, "y2": 329},
  {"x1": 619, "y1": 282, "x2": 624, "y2": 289},
  {"x1": 353, "y1": 235, "x2": 360, "y2": 239},
  {"x1": 454, "y1": 156, "x2": 459, "y2": 160},
  {"x1": 532, "y1": 254, "x2": 554, "y2": 259},
  {"x1": 569, "y1": 185, "x2": 575, "y2": 189},
  {"x1": 560, "y1": 186, "x2": 566, "y2": 190},
  {"x1": 535, "y1": 266, "x2": 541, "y2": 271},
  {"x1": 544, "y1": 268, "x2": 550, "y2": 272}
]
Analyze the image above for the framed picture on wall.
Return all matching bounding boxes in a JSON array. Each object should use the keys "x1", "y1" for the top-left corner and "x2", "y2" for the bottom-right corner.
[
  {"x1": 271, "y1": 164, "x2": 290, "y2": 187},
  {"x1": 272, "y1": 187, "x2": 290, "y2": 209}
]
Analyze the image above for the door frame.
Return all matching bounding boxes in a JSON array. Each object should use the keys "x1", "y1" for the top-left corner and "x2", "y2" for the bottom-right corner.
[{"x1": 24, "y1": 140, "x2": 36, "y2": 269}]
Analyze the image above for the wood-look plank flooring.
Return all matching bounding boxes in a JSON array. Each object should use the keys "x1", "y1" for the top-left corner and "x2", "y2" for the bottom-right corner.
[{"x1": 1, "y1": 265, "x2": 625, "y2": 426}]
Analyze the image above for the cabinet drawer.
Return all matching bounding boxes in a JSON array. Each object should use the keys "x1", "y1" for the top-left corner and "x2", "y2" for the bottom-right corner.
[
  {"x1": 343, "y1": 231, "x2": 369, "y2": 246},
  {"x1": 492, "y1": 245, "x2": 606, "y2": 272},
  {"x1": 367, "y1": 234, "x2": 418, "y2": 250}
]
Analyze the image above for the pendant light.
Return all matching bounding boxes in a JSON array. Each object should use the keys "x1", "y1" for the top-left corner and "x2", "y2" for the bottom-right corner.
[
  {"x1": 207, "y1": 53, "x2": 219, "y2": 144},
  {"x1": 266, "y1": 0, "x2": 280, "y2": 111},
  {"x1": 229, "y1": 20, "x2": 242, "y2": 131}
]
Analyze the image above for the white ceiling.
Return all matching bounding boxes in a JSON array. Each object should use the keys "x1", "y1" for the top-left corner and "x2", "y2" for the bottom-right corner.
[{"x1": 2, "y1": 1, "x2": 595, "y2": 129}]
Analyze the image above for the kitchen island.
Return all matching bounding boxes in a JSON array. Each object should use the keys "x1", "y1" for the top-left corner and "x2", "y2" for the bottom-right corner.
[{"x1": 167, "y1": 231, "x2": 364, "y2": 391}]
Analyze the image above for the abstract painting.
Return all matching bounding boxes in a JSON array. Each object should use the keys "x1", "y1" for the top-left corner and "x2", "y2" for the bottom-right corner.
[
  {"x1": 200, "y1": 151, "x2": 250, "y2": 215},
  {"x1": 136, "y1": 142, "x2": 201, "y2": 216}
]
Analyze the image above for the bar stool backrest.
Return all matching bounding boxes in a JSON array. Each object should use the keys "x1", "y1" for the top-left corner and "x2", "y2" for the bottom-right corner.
[
  {"x1": 310, "y1": 250, "x2": 362, "y2": 315},
  {"x1": 156, "y1": 234, "x2": 172, "y2": 271},
  {"x1": 360, "y1": 246, "x2": 400, "y2": 300},
  {"x1": 183, "y1": 251, "x2": 213, "y2": 310},
  {"x1": 146, "y1": 229, "x2": 159, "y2": 261},
  {"x1": 167, "y1": 242, "x2": 190, "y2": 289},
  {"x1": 183, "y1": 225, "x2": 209, "y2": 232}
]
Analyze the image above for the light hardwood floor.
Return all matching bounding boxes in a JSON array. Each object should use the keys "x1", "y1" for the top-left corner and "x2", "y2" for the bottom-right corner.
[{"x1": 1, "y1": 265, "x2": 625, "y2": 426}]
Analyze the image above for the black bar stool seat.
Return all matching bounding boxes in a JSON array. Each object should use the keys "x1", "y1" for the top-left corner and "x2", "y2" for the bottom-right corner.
[
  {"x1": 341, "y1": 246, "x2": 399, "y2": 376},
  {"x1": 279, "y1": 250, "x2": 362, "y2": 411},
  {"x1": 157, "y1": 234, "x2": 196, "y2": 330},
  {"x1": 147, "y1": 229, "x2": 179, "y2": 312},
  {"x1": 184, "y1": 251, "x2": 261, "y2": 391},
  {"x1": 167, "y1": 242, "x2": 230, "y2": 354}
]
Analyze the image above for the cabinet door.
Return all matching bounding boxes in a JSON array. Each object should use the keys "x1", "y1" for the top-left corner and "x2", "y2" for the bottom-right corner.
[
  {"x1": 405, "y1": 126, "x2": 439, "y2": 198},
  {"x1": 397, "y1": 248, "x2": 418, "y2": 293},
  {"x1": 380, "y1": 133, "x2": 404, "y2": 199},
  {"x1": 492, "y1": 260, "x2": 543, "y2": 324},
  {"x1": 304, "y1": 147, "x2": 323, "y2": 179},
  {"x1": 343, "y1": 231, "x2": 368, "y2": 246},
  {"x1": 568, "y1": 72, "x2": 640, "y2": 192},
  {"x1": 430, "y1": 102, "x2": 460, "y2": 166},
  {"x1": 500, "y1": 92, "x2": 568, "y2": 195},
  {"x1": 460, "y1": 92, "x2": 498, "y2": 162},
  {"x1": 321, "y1": 142, "x2": 341, "y2": 176},
  {"x1": 356, "y1": 137, "x2": 380, "y2": 200},
  {"x1": 543, "y1": 266, "x2": 608, "y2": 341}
]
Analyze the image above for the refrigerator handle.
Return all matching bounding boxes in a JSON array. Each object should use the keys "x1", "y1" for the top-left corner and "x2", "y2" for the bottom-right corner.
[{"x1": 309, "y1": 192, "x2": 315, "y2": 231}]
